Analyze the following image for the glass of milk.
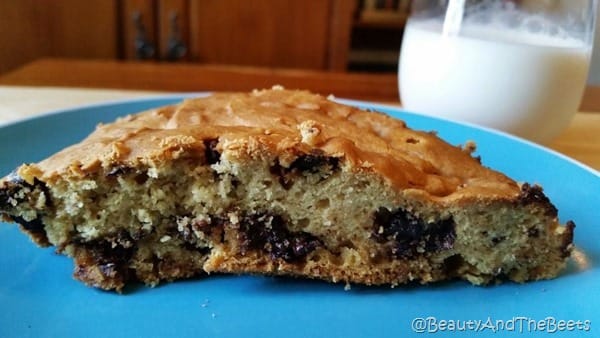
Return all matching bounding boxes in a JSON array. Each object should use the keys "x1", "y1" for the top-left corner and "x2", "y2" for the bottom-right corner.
[{"x1": 399, "y1": 0, "x2": 597, "y2": 143}]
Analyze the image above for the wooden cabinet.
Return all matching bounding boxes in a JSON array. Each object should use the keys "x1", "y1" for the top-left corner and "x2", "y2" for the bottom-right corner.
[
  {"x1": 120, "y1": 0, "x2": 158, "y2": 60},
  {"x1": 189, "y1": 1, "x2": 332, "y2": 69},
  {"x1": 0, "y1": 0, "x2": 119, "y2": 74},
  {"x1": 0, "y1": 0, "x2": 406, "y2": 75},
  {"x1": 118, "y1": 0, "x2": 355, "y2": 70}
]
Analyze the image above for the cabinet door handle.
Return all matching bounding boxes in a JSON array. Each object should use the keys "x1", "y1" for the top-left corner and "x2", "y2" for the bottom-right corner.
[
  {"x1": 166, "y1": 11, "x2": 187, "y2": 61},
  {"x1": 132, "y1": 11, "x2": 155, "y2": 60}
]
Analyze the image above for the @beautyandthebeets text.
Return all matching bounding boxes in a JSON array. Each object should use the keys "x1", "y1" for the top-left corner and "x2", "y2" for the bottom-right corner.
[{"x1": 411, "y1": 316, "x2": 591, "y2": 334}]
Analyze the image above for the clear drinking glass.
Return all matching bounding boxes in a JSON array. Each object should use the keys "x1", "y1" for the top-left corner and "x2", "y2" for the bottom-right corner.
[{"x1": 399, "y1": 0, "x2": 597, "y2": 143}]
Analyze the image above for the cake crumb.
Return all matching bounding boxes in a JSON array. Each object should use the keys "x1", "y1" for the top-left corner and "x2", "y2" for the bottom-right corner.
[
  {"x1": 298, "y1": 120, "x2": 323, "y2": 146},
  {"x1": 462, "y1": 140, "x2": 477, "y2": 154}
]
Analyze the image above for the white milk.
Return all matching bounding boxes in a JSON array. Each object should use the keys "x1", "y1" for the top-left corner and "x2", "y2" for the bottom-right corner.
[{"x1": 399, "y1": 19, "x2": 591, "y2": 143}]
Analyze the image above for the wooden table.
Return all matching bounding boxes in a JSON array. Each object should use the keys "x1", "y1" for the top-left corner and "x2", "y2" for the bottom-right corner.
[{"x1": 1, "y1": 58, "x2": 599, "y2": 172}]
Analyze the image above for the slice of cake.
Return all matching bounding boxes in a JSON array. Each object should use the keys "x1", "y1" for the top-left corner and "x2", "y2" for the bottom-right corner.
[{"x1": 0, "y1": 88, "x2": 574, "y2": 291}]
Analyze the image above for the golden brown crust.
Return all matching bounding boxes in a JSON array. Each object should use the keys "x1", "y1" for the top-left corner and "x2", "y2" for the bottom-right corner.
[{"x1": 18, "y1": 87, "x2": 519, "y2": 202}]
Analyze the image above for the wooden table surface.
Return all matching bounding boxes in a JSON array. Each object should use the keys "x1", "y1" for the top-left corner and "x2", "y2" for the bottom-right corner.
[{"x1": 0, "y1": 58, "x2": 599, "y2": 173}]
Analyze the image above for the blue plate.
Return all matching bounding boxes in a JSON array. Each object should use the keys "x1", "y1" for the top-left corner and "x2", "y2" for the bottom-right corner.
[{"x1": 1, "y1": 95, "x2": 598, "y2": 338}]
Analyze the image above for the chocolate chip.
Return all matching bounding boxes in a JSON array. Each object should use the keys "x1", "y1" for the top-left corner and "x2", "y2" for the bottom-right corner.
[
  {"x1": 0, "y1": 171, "x2": 51, "y2": 208},
  {"x1": 424, "y1": 219, "x2": 455, "y2": 252},
  {"x1": 11, "y1": 215, "x2": 45, "y2": 234},
  {"x1": 73, "y1": 240, "x2": 134, "y2": 291},
  {"x1": 74, "y1": 236, "x2": 135, "y2": 283},
  {"x1": 0, "y1": 185, "x2": 11, "y2": 210},
  {"x1": 0, "y1": 171, "x2": 51, "y2": 245},
  {"x1": 203, "y1": 139, "x2": 221, "y2": 165},
  {"x1": 373, "y1": 207, "x2": 423, "y2": 241},
  {"x1": 561, "y1": 221, "x2": 575, "y2": 258},
  {"x1": 269, "y1": 163, "x2": 291, "y2": 189},
  {"x1": 238, "y1": 212, "x2": 322, "y2": 262},
  {"x1": 106, "y1": 166, "x2": 133, "y2": 177},
  {"x1": 491, "y1": 236, "x2": 506, "y2": 245},
  {"x1": 289, "y1": 150, "x2": 340, "y2": 174},
  {"x1": 198, "y1": 246, "x2": 212, "y2": 256},
  {"x1": 269, "y1": 232, "x2": 322, "y2": 262},
  {"x1": 269, "y1": 163, "x2": 294, "y2": 190},
  {"x1": 527, "y1": 227, "x2": 539, "y2": 238},
  {"x1": 134, "y1": 173, "x2": 149, "y2": 185},
  {"x1": 390, "y1": 240, "x2": 416, "y2": 258},
  {"x1": 270, "y1": 151, "x2": 340, "y2": 189},
  {"x1": 373, "y1": 207, "x2": 455, "y2": 258},
  {"x1": 518, "y1": 183, "x2": 558, "y2": 217},
  {"x1": 442, "y1": 254, "x2": 464, "y2": 277},
  {"x1": 115, "y1": 230, "x2": 136, "y2": 248}
]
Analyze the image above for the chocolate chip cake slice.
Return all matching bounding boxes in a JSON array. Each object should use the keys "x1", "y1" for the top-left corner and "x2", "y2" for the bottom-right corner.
[{"x1": 0, "y1": 87, "x2": 574, "y2": 291}]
